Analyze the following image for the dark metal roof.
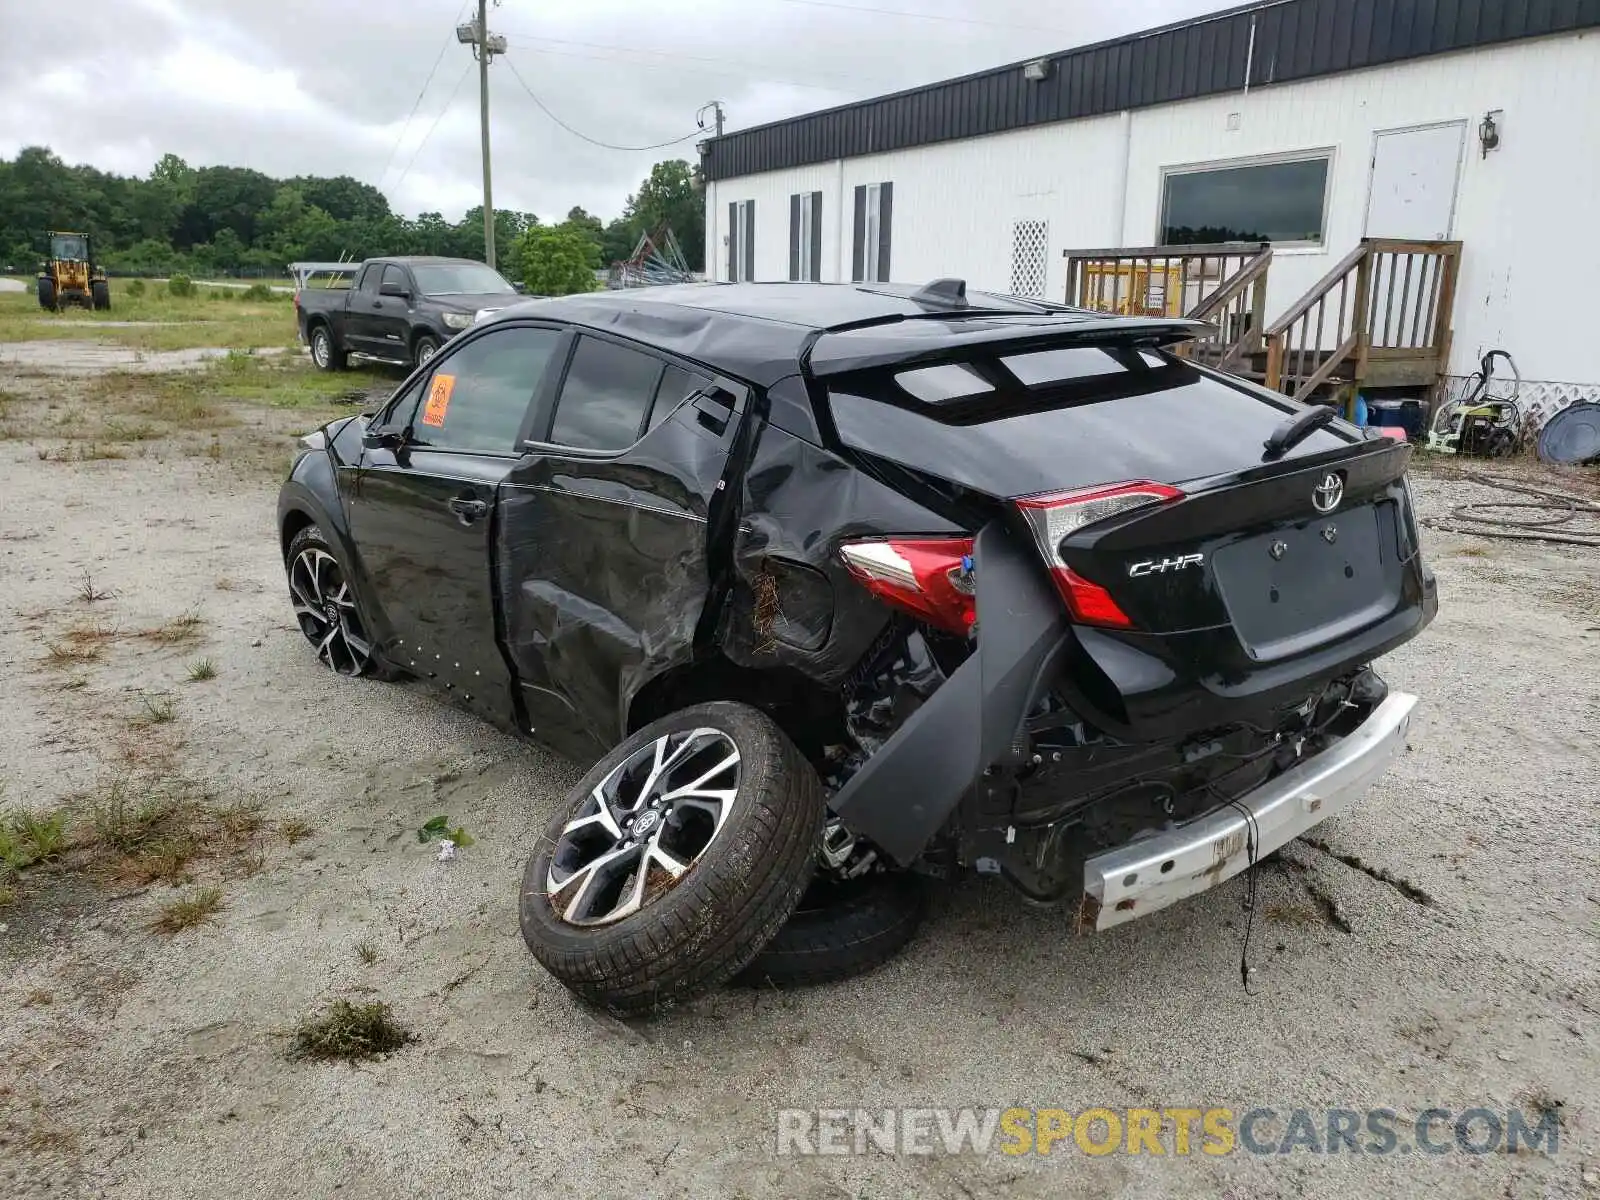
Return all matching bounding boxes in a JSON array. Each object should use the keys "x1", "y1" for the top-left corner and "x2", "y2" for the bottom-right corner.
[{"x1": 703, "y1": 0, "x2": 1600, "y2": 181}]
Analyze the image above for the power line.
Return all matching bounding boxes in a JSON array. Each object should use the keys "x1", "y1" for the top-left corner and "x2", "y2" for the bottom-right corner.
[
  {"x1": 391, "y1": 64, "x2": 473, "y2": 193},
  {"x1": 502, "y1": 57, "x2": 703, "y2": 152},
  {"x1": 773, "y1": 0, "x2": 1073, "y2": 33},
  {"x1": 500, "y1": 37, "x2": 868, "y2": 94},
  {"x1": 376, "y1": 4, "x2": 471, "y2": 189},
  {"x1": 499, "y1": 28, "x2": 897, "y2": 88}
]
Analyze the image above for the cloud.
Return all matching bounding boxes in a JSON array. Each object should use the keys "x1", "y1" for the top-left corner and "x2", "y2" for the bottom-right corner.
[{"x1": 0, "y1": 0, "x2": 1233, "y2": 222}]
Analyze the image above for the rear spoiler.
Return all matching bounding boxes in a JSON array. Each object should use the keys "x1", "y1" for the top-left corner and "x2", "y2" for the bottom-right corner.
[{"x1": 805, "y1": 315, "x2": 1213, "y2": 377}]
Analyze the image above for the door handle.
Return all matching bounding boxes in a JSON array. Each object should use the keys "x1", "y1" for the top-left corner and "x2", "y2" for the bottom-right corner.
[{"x1": 448, "y1": 497, "x2": 488, "y2": 523}]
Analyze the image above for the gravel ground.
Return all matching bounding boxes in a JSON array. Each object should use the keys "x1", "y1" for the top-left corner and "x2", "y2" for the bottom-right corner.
[{"x1": 0, "y1": 381, "x2": 1596, "y2": 1198}]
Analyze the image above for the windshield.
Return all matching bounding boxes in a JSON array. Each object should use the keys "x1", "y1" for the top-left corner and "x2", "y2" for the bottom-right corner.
[
  {"x1": 51, "y1": 235, "x2": 89, "y2": 261},
  {"x1": 410, "y1": 263, "x2": 515, "y2": 296}
]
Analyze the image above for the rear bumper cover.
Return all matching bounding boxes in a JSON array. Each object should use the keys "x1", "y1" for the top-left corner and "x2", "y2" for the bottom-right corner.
[{"x1": 1079, "y1": 691, "x2": 1418, "y2": 932}]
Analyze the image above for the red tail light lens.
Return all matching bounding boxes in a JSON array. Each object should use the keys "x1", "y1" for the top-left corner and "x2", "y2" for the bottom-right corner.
[
  {"x1": 840, "y1": 537, "x2": 976, "y2": 635},
  {"x1": 1013, "y1": 481, "x2": 1184, "y2": 629}
]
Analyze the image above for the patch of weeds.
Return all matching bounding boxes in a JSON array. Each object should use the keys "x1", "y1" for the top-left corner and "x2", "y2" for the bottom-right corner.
[
  {"x1": 165, "y1": 274, "x2": 195, "y2": 299},
  {"x1": 59, "y1": 676, "x2": 89, "y2": 692},
  {"x1": 1452, "y1": 545, "x2": 1494, "y2": 558},
  {"x1": 417, "y1": 815, "x2": 474, "y2": 848},
  {"x1": 23, "y1": 989, "x2": 53, "y2": 1007},
  {"x1": 0, "y1": 876, "x2": 15, "y2": 907},
  {"x1": 43, "y1": 638, "x2": 105, "y2": 668},
  {"x1": 186, "y1": 657, "x2": 217, "y2": 682},
  {"x1": 132, "y1": 693, "x2": 178, "y2": 727},
  {"x1": 214, "y1": 576, "x2": 238, "y2": 592},
  {"x1": 151, "y1": 885, "x2": 223, "y2": 934},
  {"x1": 0, "y1": 810, "x2": 69, "y2": 870},
  {"x1": 139, "y1": 608, "x2": 204, "y2": 647},
  {"x1": 76, "y1": 570, "x2": 115, "y2": 603},
  {"x1": 125, "y1": 278, "x2": 147, "y2": 298},
  {"x1": 216, "y1": 800, "x2": 264, "y2": 841},
  {"x1": 356, "y1": 941, "x2": 379, "y2": 966},
  {"x1": 90, "y1": 779, "x2": 186, "y2": 855},
  {"x1": 288, "y1": 999, "x2": 412, "y2": 1062},
  {"x1": 278, "y1": 817, "x2": 314, "y2": 845}
]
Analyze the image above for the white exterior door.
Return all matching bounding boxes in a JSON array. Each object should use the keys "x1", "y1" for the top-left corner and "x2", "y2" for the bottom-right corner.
[{"x1": 1365, "y1": 122, "x2": 1466, "y2": 239}]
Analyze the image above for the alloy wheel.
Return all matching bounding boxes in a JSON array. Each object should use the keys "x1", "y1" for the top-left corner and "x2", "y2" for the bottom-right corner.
[
  {"x1": 311, "y1": 329, "x2": 330, "y2": 368},
  {"x1": 288, "y1": 547, "x2": 374, "y2": 676},
  {"x1": 546, "y1": 728, "x2": 741, "y2": 927}
]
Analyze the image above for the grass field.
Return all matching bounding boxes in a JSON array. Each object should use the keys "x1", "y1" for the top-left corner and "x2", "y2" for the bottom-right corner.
[{"x1": 0, "y1": 280, "x2": 297, "y2": 352}]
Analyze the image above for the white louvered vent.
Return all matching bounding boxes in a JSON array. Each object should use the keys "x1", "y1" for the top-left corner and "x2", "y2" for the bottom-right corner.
[{"x1": 1010, "y1": 220, "x2": 1049, "y2": 299}]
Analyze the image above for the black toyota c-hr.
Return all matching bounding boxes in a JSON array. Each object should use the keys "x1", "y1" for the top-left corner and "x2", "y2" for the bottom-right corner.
[{"x1": 278, "y1": 279, "x2": 1435, "y2": 1013}]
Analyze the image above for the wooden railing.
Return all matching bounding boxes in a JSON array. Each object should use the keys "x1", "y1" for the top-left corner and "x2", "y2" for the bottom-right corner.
[
  {"x1": 1064, "y1": 241, "x2": 1273, "y2": 372},
  {"x1": 1264, "y1": 239, "x2": 1462, "y2": 400}
]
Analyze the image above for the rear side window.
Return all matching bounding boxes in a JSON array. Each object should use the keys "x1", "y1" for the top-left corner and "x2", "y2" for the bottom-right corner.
[
  {"x1": 410, "y1": 326, "x2": 561, "y2": 453},
  {"x1": 649, "y1": 364, "x2": 713, "y2": 431},
  {"x1": 549, "y1": 337, "x2": 665, "y2": 451}
]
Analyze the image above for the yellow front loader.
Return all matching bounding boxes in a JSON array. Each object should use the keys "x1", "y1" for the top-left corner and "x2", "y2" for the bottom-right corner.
[{"x1": 37, "y1": 231, "x2": 110, "y2": 312}]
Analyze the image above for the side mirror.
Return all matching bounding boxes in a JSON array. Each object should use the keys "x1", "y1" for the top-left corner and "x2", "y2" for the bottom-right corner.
[
  {"x1": 513, "y1": 282, "x2": 529, "y2": 295},
  {"x1": 379, "y1": 281, "x2": 410, "y2": 299},
  {"x1": 363, "y1": 428, "x2": 405, "y2": 451}
]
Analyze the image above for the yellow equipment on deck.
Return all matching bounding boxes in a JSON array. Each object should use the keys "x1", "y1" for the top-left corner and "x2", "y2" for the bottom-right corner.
[{"x1": 37, "y1": 231, "x2": 110, "y2": 312}]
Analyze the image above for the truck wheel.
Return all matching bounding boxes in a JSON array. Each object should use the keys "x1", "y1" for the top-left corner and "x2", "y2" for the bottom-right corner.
[
  {"x1": 412, "y1": 334, "x2": 441, "y2": 367},
  {"x1": 734, "y1": 872, "x2": 928, "y2": 989},
  {"x1": 308, "y1": 323, "x2": 346, "y2": 372},
  {"x1": 37, "y1": 278, "x2": 56, "y2": 312},
  {"x1": 520, "y1": 702, "x2": 825, "y2": 1016},
  {"x1": 91, "y1": 280, "x2": 111, "y2": 311}
]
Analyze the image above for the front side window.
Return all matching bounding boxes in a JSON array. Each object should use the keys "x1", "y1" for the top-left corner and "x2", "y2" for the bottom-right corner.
[
  {"x1": 410, "y1": 262, "x2": 517, "y2": 296},
  {"x1": 1160, "y1": 155, "x2": 1331, "y2": 246},
  {"x1": 380, "y1": 264, "x2": 410, "y2": 293},
  {"x1": 548, "y1": 337, "x2": 666, "y2": 452},
  {"x1": 409, "y1": 326, "x2": 562, "y2": 453}
]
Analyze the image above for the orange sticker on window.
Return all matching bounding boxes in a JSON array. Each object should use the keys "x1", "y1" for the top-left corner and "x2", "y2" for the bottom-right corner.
[{"x1": 421, "y1": 373, "x2": 455, "y2": 427}]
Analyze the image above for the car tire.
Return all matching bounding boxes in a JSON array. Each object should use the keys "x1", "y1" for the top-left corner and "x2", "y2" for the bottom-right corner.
[
  {"x1": 91, "y1": 280, "x2": 110, "y2": 311},
  {"x1": 734, "y1": 871, "x2": 928, "y2": 989},
  {"x1": 413, "y1": 334, "x2": 441, "y2": 367},
  {"x1": 308, "y1": 323, "x2": 346, "y2": 372},
  {"x1": 37, "y1": 278, "x2": 56, "y2": 312},
  {"x1": 284, "y1": 524, "x2": 397, "y2": 680},
  {"x1": 520, "y1": 702, "x2": 826, "y2": 1016}
]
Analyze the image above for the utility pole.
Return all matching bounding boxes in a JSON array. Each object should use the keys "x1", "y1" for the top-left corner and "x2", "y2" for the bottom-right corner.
[{"x1": 456, "y1": 3, "x2": 507, "y2": 269}]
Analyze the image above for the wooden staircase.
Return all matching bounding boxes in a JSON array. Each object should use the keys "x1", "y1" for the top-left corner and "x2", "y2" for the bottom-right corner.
[{"x1": 1064, "y1": 238, "x2": 1463, "y2": 413}]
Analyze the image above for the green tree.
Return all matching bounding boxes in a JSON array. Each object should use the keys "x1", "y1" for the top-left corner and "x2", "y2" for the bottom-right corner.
[
  {"x1": 622, "y1": 159, "x2": 704, "y2": 271},
  {"x1": 516, "y1": 225, "x2": 599, "y2": 296}
]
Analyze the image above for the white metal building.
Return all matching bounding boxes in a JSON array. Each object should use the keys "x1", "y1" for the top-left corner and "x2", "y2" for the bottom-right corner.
[{"x1": 701, "y1": 0, "x2": 1600, "y2": 417}]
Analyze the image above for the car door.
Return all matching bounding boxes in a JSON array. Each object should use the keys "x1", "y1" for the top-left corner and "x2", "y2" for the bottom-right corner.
[
  {"x1": 342, "y1": 264, "x2": 386, "y2": 355},
  {"x1": 342, "y1": 321, "x2": 567, "y2": 724},
  {"x1": 368, "y1": 263, "x2": 417, "y2": 358},
  {"x1": 496, "y1": 332, "x2": 742, "y2": 761}
]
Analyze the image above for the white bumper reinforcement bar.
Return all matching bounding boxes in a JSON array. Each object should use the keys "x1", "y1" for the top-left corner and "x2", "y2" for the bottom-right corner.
[{"x1": 1081, "y1": 692, "x2": 1418, "y2": 933}]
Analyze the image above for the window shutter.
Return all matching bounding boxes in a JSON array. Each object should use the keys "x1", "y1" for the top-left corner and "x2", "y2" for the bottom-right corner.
[
  {"x1": 877, "y1": 182, "x2": 893, "y2": 283},
  {"x1": 743, "y1": 201, "x2": 755, "y2": 283},
  {"x1": 727, "y1": 202, "x2": 737, "y2": 281},
  {"x1": 810, "y1": 191, "x2": 823, "y2": 283},
  {"x1": 789, "y1": 193, "x2": 801, "y2": 282},
  {"x1": 851, "y1": 185, "x2": 867, "y2": 282}
]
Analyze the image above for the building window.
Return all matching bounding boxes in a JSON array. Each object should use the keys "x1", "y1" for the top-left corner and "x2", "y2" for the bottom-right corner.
[
  {"x1": 852, "y1": 181, "x2": 893, "y2": 282},
  {"x1": 1160, "y1": 154, "x2": 1331, "y2": 246},
  {"x1": 727, "y1": 199, "x2": 755, "y2": 282},
  {"x1": 790, "y1": 191, "x2": 822, "y2": 282}
]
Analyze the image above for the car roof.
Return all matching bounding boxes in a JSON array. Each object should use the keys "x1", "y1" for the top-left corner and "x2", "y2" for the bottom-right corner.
[
  {"x1": 483, "y1": 283, "x2": 1206, "y2": 386},
  {"x1": 374, "y1": 256, "x2": 490, "y2": 266}
]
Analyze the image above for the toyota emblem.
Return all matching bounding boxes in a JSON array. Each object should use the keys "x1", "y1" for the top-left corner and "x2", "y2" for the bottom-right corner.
[{"x1": 1312, "y1": 472, "x2": 1344, "y2": 514}]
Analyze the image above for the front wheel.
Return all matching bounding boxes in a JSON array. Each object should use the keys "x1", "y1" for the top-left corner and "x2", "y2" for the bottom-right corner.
[
  {"x1": 91, "y1": 279, "x2": 110, "y2": 311},
  {"x1": 412, "y1": 334, "x2": 441, "y2": 367},
  {"x1": 37, "y1": 278, "x2": 56, "y2": 312},
  {"x1": 308, "y1": 324, "x2": 346, "y2": 372},
  {"x1": 520, "y1": 703, "x2": 826, "y2": 1015},
  {"x1": 284, "y1": 524, "x2": 394, "y2": 679}
]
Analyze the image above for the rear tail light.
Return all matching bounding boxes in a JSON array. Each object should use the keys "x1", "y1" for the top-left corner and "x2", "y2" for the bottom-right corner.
[
  {"x1": 840, "y1": 537, "x2": 976, "y2": 635},
  {"x1": 1014, "y1": 481, "x2": 1184, "y2": 629}
]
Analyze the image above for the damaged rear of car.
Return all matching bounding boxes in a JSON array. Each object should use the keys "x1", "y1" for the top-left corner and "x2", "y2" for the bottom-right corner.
[{"x1": 277, "y1": 280, "x2": 1433, "y2": 1015}]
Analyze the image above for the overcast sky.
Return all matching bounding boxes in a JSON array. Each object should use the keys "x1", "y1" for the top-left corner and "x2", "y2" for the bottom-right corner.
[{"x1": 0, "y1": 0, "x2": 1235, "y2": 223}]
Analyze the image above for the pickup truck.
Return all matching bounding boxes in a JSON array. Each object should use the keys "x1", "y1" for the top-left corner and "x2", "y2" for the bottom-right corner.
[{"x1": 296, "y1": 255, "x2": 522, "y2": 371}]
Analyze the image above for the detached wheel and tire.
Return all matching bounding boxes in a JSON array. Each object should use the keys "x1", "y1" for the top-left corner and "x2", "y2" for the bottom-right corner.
[
  {"x1": 309, "y1": 324, "x2": 346, "y2": 372},
  {"x1": 91, "y1": 279, "x2": 110, "y2": 311},
  {"x1": 285, "y1": 525, "x2": 394, "y2": 679},
  {"x1": 520, "y1": 702, "x2": 826, "y2": 1015},
  {"x1": 735, "y1": 871, "x2": 927, "y2": 989},
  {"x1": 412, "y1": 334, "x2": 441, "y2": 368}
]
